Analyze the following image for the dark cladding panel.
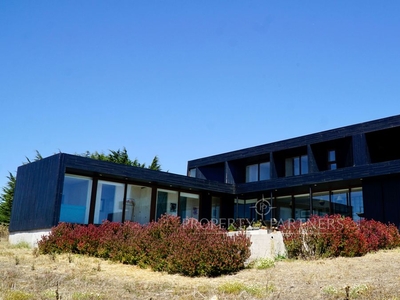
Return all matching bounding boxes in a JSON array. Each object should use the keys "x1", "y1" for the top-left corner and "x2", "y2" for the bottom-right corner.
[
  {"x1": 362, "y1": 180, "x2": 384, "y2": 222},
  {"x1": 382, "y1": 177, "x2": 400, "y2": 225},
  {"x1": 363, "y1": 176, "x2": 400, "y2": 227},
  {"x1": 9, "y1": 154, "x2": 64, "y2": 232},
  {"x1": 197, "y1": 163, "x2": 225, "y2": 182},
  {"x1": 352, "y1": 134, "x2": 370, "y2": 166}
]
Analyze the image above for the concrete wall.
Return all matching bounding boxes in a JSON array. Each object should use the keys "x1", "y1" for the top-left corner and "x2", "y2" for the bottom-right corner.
[
  {"x1": 228, "y1": 229, "x2": 286, "y2": 262},
  {"x1": 9, "y1": 229, "x2": 51, "y2": 248}
]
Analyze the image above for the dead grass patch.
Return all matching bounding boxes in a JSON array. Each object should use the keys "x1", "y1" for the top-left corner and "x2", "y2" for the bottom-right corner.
[{"x1": 1, "y1": 239, "x2": 400, "y2": 299}]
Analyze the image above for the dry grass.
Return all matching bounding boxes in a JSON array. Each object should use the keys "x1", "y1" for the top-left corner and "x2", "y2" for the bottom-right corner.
[{"x1": 1, "y1": 236, "x2": 400, "y2": 299}]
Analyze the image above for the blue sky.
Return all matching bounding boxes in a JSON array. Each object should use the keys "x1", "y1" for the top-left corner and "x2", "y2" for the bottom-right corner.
[{"x1": 1, "y1": 1, "x2": 400, "y2": 190}]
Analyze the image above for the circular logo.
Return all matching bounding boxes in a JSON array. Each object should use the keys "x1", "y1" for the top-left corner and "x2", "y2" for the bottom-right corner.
[{"x1": 255, "y1": 197, "x2": 274, "y2": 216}]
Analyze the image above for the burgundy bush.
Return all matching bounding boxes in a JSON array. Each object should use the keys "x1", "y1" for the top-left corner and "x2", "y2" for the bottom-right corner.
[
  {"x1": 166, "y1": 218, "x2": 251, "y2": 276},
  {"x1": 280, "y1": 215, "x2": 400, "y2": 259},
  {"x1": 360, "y1": 219, "x2": 400, "y2": 251},
  {"x1": 38, "y1": 215, "x2": 251, "y2": 277}
]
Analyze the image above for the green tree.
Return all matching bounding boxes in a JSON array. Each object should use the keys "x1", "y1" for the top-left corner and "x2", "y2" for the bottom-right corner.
[
  {"x1": 83, "y1": 147, "x2": 161, "y2": 170},
  {"x1": 0, "y1": 172, "x2": 15, "y2": 224}
]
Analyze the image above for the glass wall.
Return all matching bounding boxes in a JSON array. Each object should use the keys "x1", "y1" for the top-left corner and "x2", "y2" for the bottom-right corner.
[
  {"x1": 125, "y1": 184, "x2": 152, "y2": 224},
  {"x1": 275, "y1": 196, "x2": 292, "y2": 221},
  {"x1": 211, "y1": 196, "x2": 221, "y2": 223},
  {"x1": 156, "y1": 189, "x2": 178, "y2": 219},
  {"x1": 312, "y1": 192, "x2": 330, "y2": 216},
  {"x1": 350, "y1": 188, "x2": 364, "y2": 221},
  {"x1": 294, "y1": 194, "x2": 310, "y2": 220},
  {"x1": 94, "y1": 181, "x2": 125, "y2": 224},
  {"x1": 60, "y1": 175, "x2": 92, "y2": 224},
  {"x1": 179, "y1": 192, "x2": 200, "y2": 220},
  {"x1": 234, "y1": 198, "x2": 257, "y2": 220},
  {"x1": 332, "y1": 189, "x2": 350, "y2": 217}
]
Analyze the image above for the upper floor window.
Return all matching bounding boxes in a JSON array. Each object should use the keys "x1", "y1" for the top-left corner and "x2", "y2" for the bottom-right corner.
[
  {"x1": 245, "y1": 162, "x2": 270, "y2": 182},
  {"x1": 285, "y1": 155, "x2": 308, "y2": 176},
  {"x1": 328, "y1": 150, "x2": 337, "y2": 170},
  {"x1": 188, "y1": 168, "x2": 196, "y2": 177}
]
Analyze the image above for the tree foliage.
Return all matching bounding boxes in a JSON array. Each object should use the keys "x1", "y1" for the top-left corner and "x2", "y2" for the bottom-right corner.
[
  {"x1": 0, "y1": 172, "x2": 15, "y2": 224},
  {"x1": 83, "y1": 147, "x2": 161, "y2": 171}
]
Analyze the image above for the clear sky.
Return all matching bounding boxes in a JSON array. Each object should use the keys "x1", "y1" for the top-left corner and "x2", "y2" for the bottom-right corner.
[{"x1": 1, "y1": 1, "x2": 400, "y2": 190}]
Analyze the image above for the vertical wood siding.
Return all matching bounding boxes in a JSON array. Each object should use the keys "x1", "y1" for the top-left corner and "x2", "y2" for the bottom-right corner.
[{"x1": 9, "y1": 154, "x2": 64, "y2": 232}]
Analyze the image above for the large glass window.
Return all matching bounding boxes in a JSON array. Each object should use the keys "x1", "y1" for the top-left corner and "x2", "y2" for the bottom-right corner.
[
  {"x1": 350, "y1": 188, "x2": 364, "y2": 221},
  {"x1": 211, "y1": 196, "x2": 221, "y2": 223},
  {"x1": 259, "y1": 162, "x2": 271, "y2": 180},
  {"x1": 156, "y1": 189, "x2": 178, "y2": 219},
  {"x1": 125, "y1": 185, "x2": 152, "y2": 224},
  {"x1": 275, "y1": 196, "x2": 292, "y2": 221},
  {"x1": 312, "y1": 192, "x2": 330, "y2": 216},
  {"x1": 188, "y1": 168, "x2": 196, "y2": 177},
  {"x1": 234, "y1": 198, "x2": 257, "y2": 220},
  {"x1": 94, "y1": 181, "x2": 125, "y2": 224},
  {"x1": 294, "y1": 194, "x2": 310, "y2": 220},
  {"x1": 60, "y1": 175, "x2": 92, "y2": 224},
  {"x1": 332, "y1": 189, "x2": 350, "y2": 217},
  {"x1": 245, "y1": 162, "x2": 270, "y2": 182},
  {"x1": 245, "y1": 164, "x2": 258, "y2": 182},
  {"x1": 179, "y1": 192, "x2": 200, "y2": 220},
  {"x1": 285, "y1": 155, "x2": 308, "y2": 176}
]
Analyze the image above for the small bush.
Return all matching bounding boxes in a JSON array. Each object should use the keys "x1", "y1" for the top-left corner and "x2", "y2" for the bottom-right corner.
[
  {"x1": 166, "y1": 218, "x2": 251, "y2": 276},
  {"x1": 2, "y1": 290, "x2": 34, "y2": 300},
  {"x1": 38, "y1": 215, "x2": 251, "y2": 277},
  {"x1": 218, "y1": 282, "x2": 267, "y2": 297},
  {"x1": 359, "y1": 219, "x2": 400, "y2": 251},
  {"x1": 280, "y1": 215, "x2": 400, "y2": 259},
  {"x1": 254, "y1": 257, "x2": 275, "y2": 269}
]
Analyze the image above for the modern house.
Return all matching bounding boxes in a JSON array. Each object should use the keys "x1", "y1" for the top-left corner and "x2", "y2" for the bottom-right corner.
[{"x1": 9, "y1": 115, "x2": 400, "y2": 245}]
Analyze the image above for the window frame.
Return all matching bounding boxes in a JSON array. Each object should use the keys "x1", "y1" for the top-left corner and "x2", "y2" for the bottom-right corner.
[{"x1": 245, "y1": 161, "x2": 271, "y2": 182}]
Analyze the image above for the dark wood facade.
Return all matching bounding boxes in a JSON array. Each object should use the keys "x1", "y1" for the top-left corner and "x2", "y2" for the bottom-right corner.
[
  {"x1": 10, "y1": 154, "x2": 234, "y2": 232},
  {"x1": 9, "y1": 115, "x2": 400, "y2": 232}
]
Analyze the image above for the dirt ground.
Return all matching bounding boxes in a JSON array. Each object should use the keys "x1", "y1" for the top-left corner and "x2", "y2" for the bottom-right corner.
[{"x1": 0, "y1": 237, "x2": 399, "y2": 300}]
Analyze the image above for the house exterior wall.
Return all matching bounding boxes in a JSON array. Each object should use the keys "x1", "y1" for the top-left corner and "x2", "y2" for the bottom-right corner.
[
  {"x1": 8, "y1": 114, "x2": 400, "y2": 234},
  {"x1": 9, "y1": 154, "x2": 64, "y2": 232}
]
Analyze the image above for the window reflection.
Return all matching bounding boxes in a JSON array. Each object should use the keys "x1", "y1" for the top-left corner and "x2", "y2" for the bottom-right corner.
[
  {"x1": 156, "y1": 189, "x2": 178, "y2": 219},
  {"x1": 94, "y1": 181, "x2": 125, "y2": 224},
  {"x1": 60, "y1": 175, "x2": 92, "y2": 224},
  {"x1": 125, "y1": 185, "x2": 152, "y2": 224}
]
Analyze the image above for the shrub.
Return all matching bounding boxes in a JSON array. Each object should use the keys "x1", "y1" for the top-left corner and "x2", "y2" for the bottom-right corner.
[
  {"x1": 166, "y1": 218, "x2": 251, "y2": 276},
  {"x1": 38, "y1": 215, "x2": 251, "y2": 277},
  {"x1": 359, "y1": 219, "x2": 400, "y2": 251},
  {"x1": 280, "y1": 215, "x2": 371, "y2": 259},
  {"x1": 38, "y1": 222, "x2": 76, "y2": 254}
]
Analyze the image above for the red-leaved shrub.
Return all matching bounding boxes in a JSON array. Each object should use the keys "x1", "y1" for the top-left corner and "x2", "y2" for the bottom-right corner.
[
  {"x1": 359, "y1": 219, "x2": 400, "y2": 251},
  {"x1": 280, "y1": 215, "x2": 400, "y2": 259},
  {"x1": 38, "y1": 215, "x2": 251, "y2": 277}
]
